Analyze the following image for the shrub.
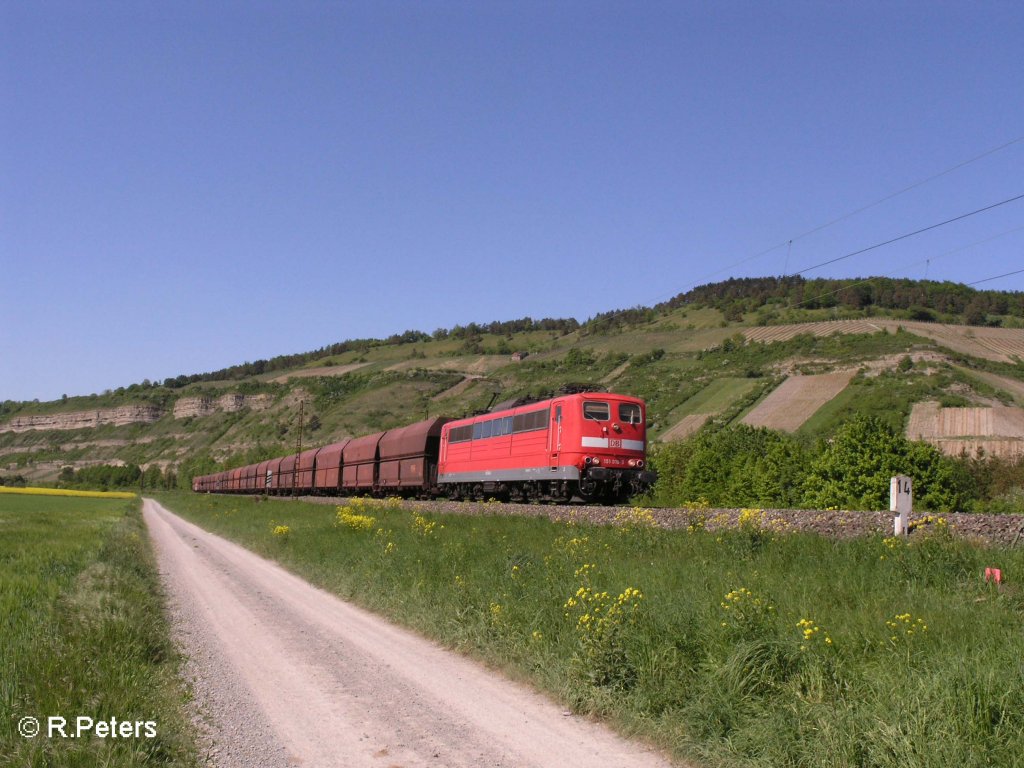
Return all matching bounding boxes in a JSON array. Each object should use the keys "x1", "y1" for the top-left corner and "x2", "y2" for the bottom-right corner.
[{"x1": 803, "y1": 415, "x2": 974, "y2": 511}]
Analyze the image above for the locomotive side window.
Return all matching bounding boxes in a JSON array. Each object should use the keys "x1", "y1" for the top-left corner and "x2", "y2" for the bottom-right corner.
[
  {"x1": 512, "y1": 407, "x2": 549, "y2": 433},
  {"x1": 582, "y1": 402, "x2": 610, "y2": 421},
  {"x1": 449, "y1": 409, "x2": 546, "y2": 443},
  {"x1": 618, "y1": 403, "x2": 642, "y2": 425}
]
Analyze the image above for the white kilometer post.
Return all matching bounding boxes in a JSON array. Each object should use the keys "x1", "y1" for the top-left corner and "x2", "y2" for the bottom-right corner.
[{"x1": 890, "y1": 475, "x2": 912, "y2": 536}]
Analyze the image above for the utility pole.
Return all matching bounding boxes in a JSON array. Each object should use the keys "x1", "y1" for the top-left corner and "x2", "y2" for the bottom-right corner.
[{"x1": 293, "y1": 400, "x2": 304, "y2": 496}]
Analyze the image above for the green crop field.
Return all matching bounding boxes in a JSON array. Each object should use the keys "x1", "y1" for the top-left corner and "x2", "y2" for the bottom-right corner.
[
  {"x1": 160, "y1": 492, "x2": 1024, "y2": 768},
  {"x1": 665, "y1": 378, "x2": 762, "y2": 420},
  {"x1": 0, "y1": 494, "x2": 196, "y2": 767}
]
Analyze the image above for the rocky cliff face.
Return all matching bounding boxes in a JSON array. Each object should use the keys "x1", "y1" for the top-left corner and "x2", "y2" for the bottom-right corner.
[
  {"x1": 2, "y1": 405, "x2": 165, "y2": 433},
  {"x1": 171, "y1": 394, "x2": 273, "y2": 419},
  {"x1": 1, "y1": 393, "x2": 274, "y2": 433}
]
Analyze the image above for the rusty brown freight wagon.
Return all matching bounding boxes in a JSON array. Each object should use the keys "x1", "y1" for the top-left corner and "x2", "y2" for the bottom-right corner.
[
  {"x1": 313, "y1": 441, "x2": 348, "y2": 494},
  {"x1": 378, "y1": 417, "x2": 452, "y2": 495},
  {"x1": 342, "y1": 432, "x2": 384, "y2": 492},
  {"x1": 272, "y1": 454, "x2": 298, "y2": 493},
  {"x1": 294, "y1": 447, "x2": 321, "y2": 493}
]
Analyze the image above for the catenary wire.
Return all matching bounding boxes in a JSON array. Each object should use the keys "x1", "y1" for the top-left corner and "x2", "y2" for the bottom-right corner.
[
  {"x1": 966, "y1": 268, "x2": 1024, "y2": 287},
  {"x1": 656, "y1": 133, "x2": 1024, "y2": 296},
  {"x1": 790, "y1": 192, "x2": 1024, "y2": 277},
  {"x1": 790, "y1": 224, "x2": 1024, "y2": 310}
]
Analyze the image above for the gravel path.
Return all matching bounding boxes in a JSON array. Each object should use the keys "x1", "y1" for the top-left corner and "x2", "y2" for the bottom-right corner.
[{"x1": 143, "y1": 498, "x2": 677, "y2": 768}]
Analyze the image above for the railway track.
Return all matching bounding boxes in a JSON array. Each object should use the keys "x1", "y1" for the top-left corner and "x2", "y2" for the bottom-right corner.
[{"x1": 289, "y1": 497, "x2": 1024, "y2": 548}]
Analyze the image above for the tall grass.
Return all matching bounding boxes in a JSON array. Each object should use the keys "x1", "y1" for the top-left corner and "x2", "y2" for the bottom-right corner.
[
  {"x1": 162, "y1": 493, "x2": 1024, "y2": 768},
  {"x1": 0, "y1": 495, "x2": 196, "y2": 767}
]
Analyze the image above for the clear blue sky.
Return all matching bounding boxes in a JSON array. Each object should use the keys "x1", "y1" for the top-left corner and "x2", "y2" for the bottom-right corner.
[{"x1": 3, "y1": 1, "x2": 1023, "y2": 403}]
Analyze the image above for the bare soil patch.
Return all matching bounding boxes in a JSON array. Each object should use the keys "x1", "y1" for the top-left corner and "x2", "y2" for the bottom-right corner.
[
  {"x1": 386, "y1": 356, "x2": 509, "y2": 375},
  {"x1": 601, "y1": 361, "x2": 632, "y2": 384},
  {"x1": 270, "y1": 363, "x2": 370, "y2": 382},
  {"x1": 431, "y1": 375, "x2": 484, "y2": 401},
  {"x1": 658, "y1": 414, "x2": 712, "y2": 442},
  {"x1": 741, "y1": 370, "x2": 855, "y2": 432}
]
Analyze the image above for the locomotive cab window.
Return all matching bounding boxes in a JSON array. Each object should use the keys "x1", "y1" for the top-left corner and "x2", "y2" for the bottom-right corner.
[
  {"x1": 618, "y1": 403, "x2": 642, "y2": 425},
  {"x1": 582, "y1": 402, "x2": 610, "y2": 421}
]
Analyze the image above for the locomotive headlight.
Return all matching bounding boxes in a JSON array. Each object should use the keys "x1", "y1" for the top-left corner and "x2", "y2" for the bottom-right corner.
[
  {"x1": 637, "y1": 459, "x2": 644, "y2": 468},
  {"x1": 585, "y1": 456, "x2": 593, "y2": 465},
  {"x1": 628, "y1": 459, "x2": 637, "y2": 467},
  {"x1": 592, "y1": 457, "x2": 601, "y2": 466}
]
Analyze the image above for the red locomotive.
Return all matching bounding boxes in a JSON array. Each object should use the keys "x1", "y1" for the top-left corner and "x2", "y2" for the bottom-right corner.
[
  {"x1": 192, "y1": 391, "x2": 655, "y2": 503},
  {"x1": 438, "y1": 392, "x2": 653, "y2": 503}
]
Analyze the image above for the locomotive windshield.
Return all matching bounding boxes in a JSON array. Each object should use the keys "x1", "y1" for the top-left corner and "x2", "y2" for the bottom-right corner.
[
  {"x1": 619, "y1": 403, "x2": 642, "y2": 425},
  {"x1": 582, "y1": 401, "x2": 610, "y2": 421}
]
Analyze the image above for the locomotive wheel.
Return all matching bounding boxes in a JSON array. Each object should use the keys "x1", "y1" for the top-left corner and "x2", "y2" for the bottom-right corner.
[{"x1": 575, "y1": 477, "x2": 601, "y2": 503}]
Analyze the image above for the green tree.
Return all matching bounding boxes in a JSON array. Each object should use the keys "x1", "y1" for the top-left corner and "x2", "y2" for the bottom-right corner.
[
  {"x1": 143, "y1": 464, "x2": 163, "y2": 490},
  {"x1": 563, "y1": 348, "x2": 597, "y2": 369},
  {"x1": 802, "y1": 416, "x2": 974, "y2": 511},
  {"x1": 651, "y1": 424, "x2": 809, "y2": 508}
]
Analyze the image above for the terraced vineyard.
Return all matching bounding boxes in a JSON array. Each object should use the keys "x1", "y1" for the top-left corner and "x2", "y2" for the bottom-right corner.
[
  {"x1": 907, "y1": 401, "x2": 1024, "y2": 458},
  {"x1": 741, "y1": 370, "x2": 855, "y2": 432},
  {"x1": 743, "y1": 319, "x2": 1024, "y2": 363},
  {"x1": 743, "y1": 319, "x2": 887, "y2": 343},
  {"x1": 883, "y1": 321, "x2": 1024, "y2": 363}
]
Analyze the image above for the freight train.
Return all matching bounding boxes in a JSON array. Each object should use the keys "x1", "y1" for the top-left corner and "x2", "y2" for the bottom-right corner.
[{"x1": 192, "y1": 391, "x2": 656, "y2": 504}]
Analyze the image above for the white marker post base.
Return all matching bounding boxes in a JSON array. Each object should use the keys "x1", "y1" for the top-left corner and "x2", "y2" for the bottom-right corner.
[{"x1": 890, "y1": 475, "x2": 912, "y2": 536}]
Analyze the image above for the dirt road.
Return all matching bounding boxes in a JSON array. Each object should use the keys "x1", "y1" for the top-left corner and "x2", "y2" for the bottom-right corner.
[{"x1": 143, "y1": 499, "x2": 676, "y2": 768}]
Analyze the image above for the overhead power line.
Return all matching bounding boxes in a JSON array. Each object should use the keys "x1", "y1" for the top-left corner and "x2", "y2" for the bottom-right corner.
[
  {"x1": 665, "y1": 132, "x2": 1024, "y2": 295},
  {"x1": 784, "y1": 133, "x2": 1024, "y2": 246},
  {"x1": 966, "y1": 268, "x2": 1024, "y2": 287},
  {"x1": 791, "y1": 224, "x2": 1024, "y2": 310},
  {"x1": 792, "y1": 192, "x2": 1024, "y2": 276}
]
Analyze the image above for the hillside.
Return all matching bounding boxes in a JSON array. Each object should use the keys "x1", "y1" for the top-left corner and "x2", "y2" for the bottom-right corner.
[{"x1": 2, "y1": 276, "x2": 1023, "y2": 487}]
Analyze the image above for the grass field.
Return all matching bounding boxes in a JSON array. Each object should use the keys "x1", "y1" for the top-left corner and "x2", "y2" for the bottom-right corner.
[
  {"x1": 658, "y1": 378, "x2": 762, "y2": 442},
  {"x1": 671, "y1": 377, "x2": 762, "y2": 417},
  {"x1": 161, "y1": 492, "x2": 1024, "y2": 768},
  {"x1": 0, "y1": 495, "x2": 196, "y2": 767}
]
